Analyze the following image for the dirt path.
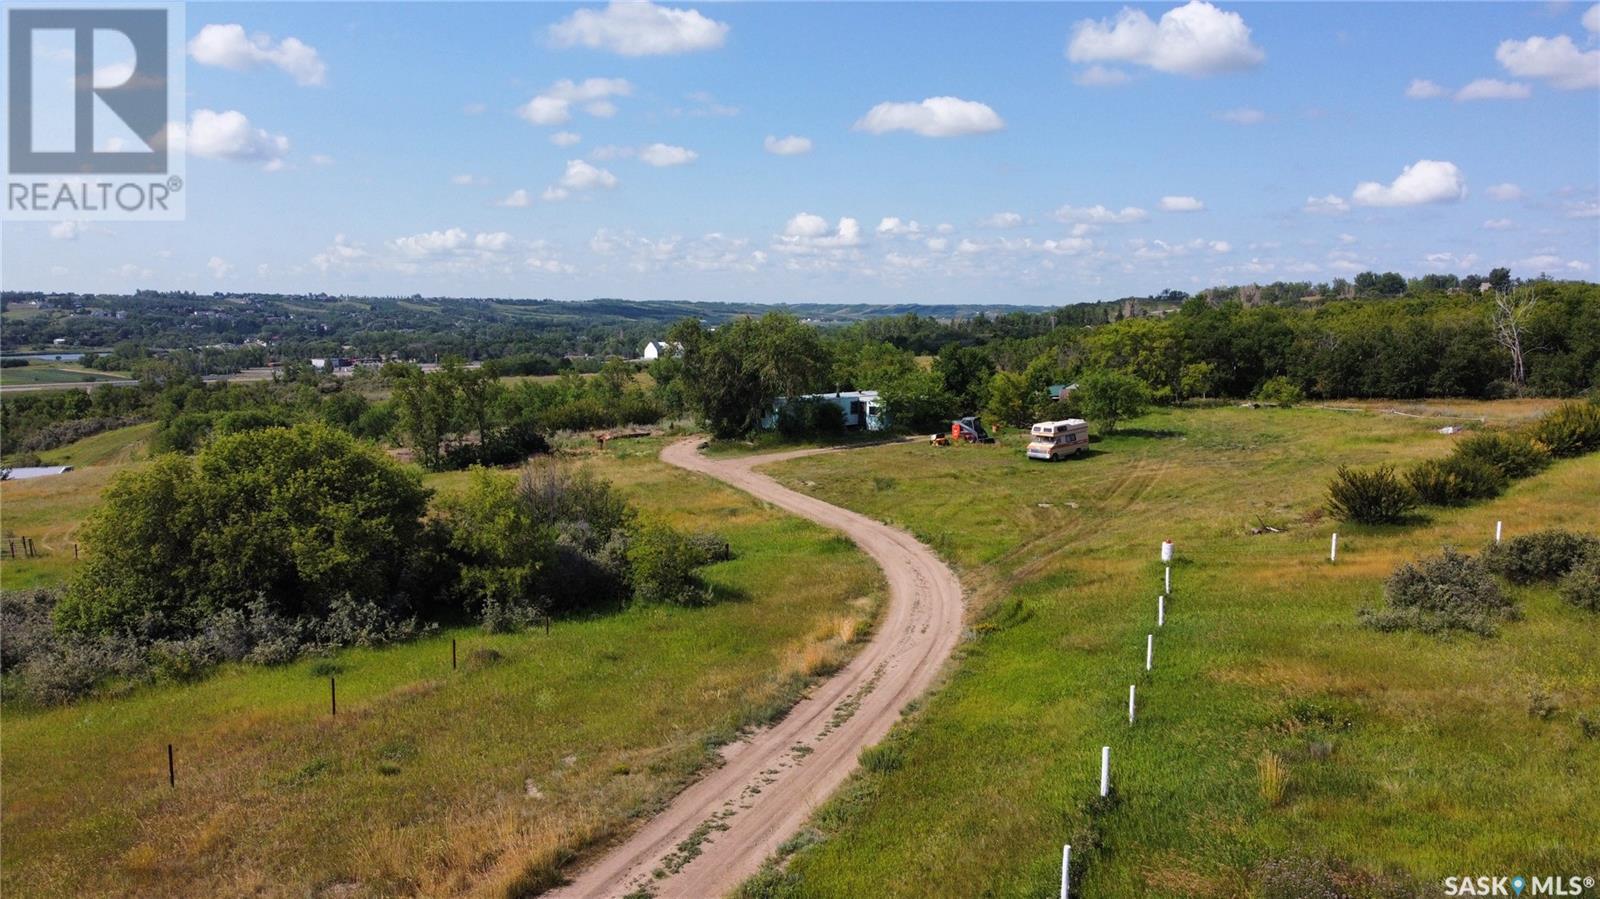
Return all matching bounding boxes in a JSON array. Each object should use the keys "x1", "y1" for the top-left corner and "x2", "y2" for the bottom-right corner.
[{"x1": 548, "y1": 439, "x2": 965, "y2": 899}]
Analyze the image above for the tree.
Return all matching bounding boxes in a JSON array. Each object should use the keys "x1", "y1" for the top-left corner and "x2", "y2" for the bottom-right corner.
[
  {"x1": 1488, "y1": 267, "x2": 1513, "y2": 293},
  {"x1": 984, "y1": 370, "x2": 1032, "y2": 428},
  {"x1": 57, "y1": 424, "x2": 431, "y2": 637},
  {"x1": 1492, "y1": 286, "x2": 1538, "y2": 389},
  {"x1": 1076, "y1": 370, "x2": 1151, "y2": 432},
  {"x1": 933, "y1": 343, "x2": 994, "y2": 413},
  {"x1": 670, "y1": 312, "x2": 831, "y2": 438},
  {"x1": 1180, "y1": 361, "x2": 1218, "y2": 401},
  {"x1": 437, "y1": 467, "x2": 553, "y2": 631}
]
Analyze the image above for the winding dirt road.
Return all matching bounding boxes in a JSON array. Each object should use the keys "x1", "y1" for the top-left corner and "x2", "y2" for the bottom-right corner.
[{"x1": 548, "y1": 439, "x2": 965, "y2": 898}]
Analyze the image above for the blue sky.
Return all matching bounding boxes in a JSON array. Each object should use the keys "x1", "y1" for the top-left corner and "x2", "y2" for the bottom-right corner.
[{"x1": 7, "y1": 1, "x2": 1599, "y2": 304}]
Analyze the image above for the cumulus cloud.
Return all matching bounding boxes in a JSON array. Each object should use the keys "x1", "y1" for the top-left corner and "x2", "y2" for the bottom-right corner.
[
  {"x1": 451, "y1": 173, "x2": 487, "y2": 186},
  {"x1": 494, "y1": 189, "x2": 532, "y2": 208},
  {"x1": 188, "y1": 24, "x2": 327, "y2": 86},
  {"x1": 1455, "y1": 78, "x2": 1531, "y2": 100},
  {"x1": 180, "y1": 108, "x2": 290, "y2": 168},
  {"x1": 877, "y1": 217, "x2": 923, "y2": 235},
  {"x1": 1496, "y1": 34, "x2": 1600, "y2": 90},
  {"x1": 776, "y1": 213, "x2": 863, "y2": 251},
  {"x1": 1074, "y1": 64, "x2": 1131, "y2": 86},
  {"x1": 979, "y1": 211, "x2": 1024, "y2": 229},
  {"x1": 638, "y1": 143, "x2": 697, "y2": 166},
  {"x1": 1486, "y1": 182, "x2": 1525, "y2": 200},
  {"x1": 1567, "y1": 199, "x2": 1600, "y2": 219},
  {"x1": 314, "y1": 228, "x2": 545, "y2": 277},
  {"x1": 207, "y1": 256, "x2": 234, "y2": 279},
  {"x1": 1303, "y1": 194, "x2": 1350, "y2": 215},
  {"x1": 1586, "y1": 3, "x2": 1600, "y2": 33},
  {"x1": 1054, "y1": 203, "x2": 1148, "y2": 224},
  {"x1": 853, "y1": 97, "x2": 1004, "y2": 137},
  {"x1": 763, "y1": 134, "x2": 813, "y2": 155},
  {"x1": 1352, "y1": 159, "x2": 1466, "y2": 207},
  {"x1": 1159, "y1": 195, "x2": 1205, "y2": 212},
  {"x1": 1215, "y1": 106, "x2": 1265, "y2": 124},
  {"x1": 1482, "y1": 218, "x2": 1515, "y2": 230},
  {"x1": 542, "y1": 159, "x2": 618, "y2": 201},
  {"x1": 551, "y1": 131, "x2": 582, "y2": 147},
  {"x1": 518, "y1": 78, "x2": 633, "y2": 126},
  {"x1": 548, "y1": 1, "x2": 728, "y2": 56},
  {"x1": 1406, "y1": 78, "x2": 1448, "y2": 99},
  {"x1": 1067, "y1": 1, "x2": 1265, "y2": 77},
  {"x1": 49, "y1": 221, "x2": 85, "y2": 240}
]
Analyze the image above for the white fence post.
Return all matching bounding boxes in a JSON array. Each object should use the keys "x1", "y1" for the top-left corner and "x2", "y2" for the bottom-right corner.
[
  {"x1": 1060, "y1": 844, "x2": 1071, "y2": 899},
  {"x1": 1164, "y1": 565, "x2": 1170, "y2": 593},
  {"x1": 1330, "y1": 532, "x2": 1338, "y2": 562},
  {"x1": 1495, "y1": 520, "x2": 1503, "y2": 544},
  {"x1": 1128, "y1": 684, "x2": 1136, "y2": 724},
  {"x1": 1145, "y1": 633, "x2": 1153, "y2": 671},
  {"x1": 1099, "y1": 746, "x2": 1110, "y2": 797},
  {"x1": 1158, "y1": 595, "x2": 1165, "y2": 627}
]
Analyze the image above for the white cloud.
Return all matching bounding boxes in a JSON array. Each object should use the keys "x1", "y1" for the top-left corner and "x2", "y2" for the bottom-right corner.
[
  {"x1": 853, "y1": 97, "x2": 1004, "y2": 137},
  {"x1": 494, "y1": 189, "x2": 532, "y2": 208},
  {"x1": 1405, "y1": 78, "x2": 1448, "y2": 99},
  {"x1": 877, "y1": 217, "x2": 923, "y2": 235},
  {"x1": 638, "y1": 143, "x2": 697, "y2": 166},
  {"x1": 1423, "y1": 251, "x2": 1479, "y2": 270},
  {"x1": 49, "y1": 221, "x2": 84, "y2": 240},
  {"x1": 188, "y1": 24, "x2": 326, "y2": 86},
  {"x1": 1074, "y1": 64, "x2": 1131, "y2": 86},
  {"x1": 1496, "y1": 34, "x2": 1600, "y2": 90},
  {"x1": 310, "y1": 153, "x2": 334, "y2": 166},
  {"x1": 1303, "y1": 194, "x2": 1350, "y2": 215},
  {"x1": 1215, "y1": 106, "x2": 1265, "y2": 124},
  {"x1": 548, "y1": 1, "x2": 729, "y2": 56},
  {"x1": 1054, "y1": 203, "x2": 1148, "y2": 224},
  {"x1": 1482, "y1": 218, "x2": 1515, "y2": 230},
  {"x1": 1567, "y1": 199, "x2": 1600, "y2": 218},
  {"x1": 1159, "y1": 195, "x2": 1205, "y2": 212},
  {"x1": 777, "y1": 213, "x2": 863, "y2": 251},
  {"x1": 979, "y1": 211, "x2": 1024, "y2": 229},
  {"x1": 1455, "y1": 78, "x2": 1531, "y2": 100},
  {"x1": 518, "y1": 78, "x2": 633, "y2": 126},
  {"x1": 926, "y1": 237, "x2": 950, "y2": 251},
  {"x1": 763, "y1": 134, "x2": 813, "y2": 155},
  {"x1": 181, "y1": 108, "x2": 290, "y2": 167},
  {"x1": 207, "y1": 256, "x2": 234, "y2": 279},
  {"x1": 551, "y1": 131, "x2": 582, "y2": 147},
  {"x1": 1586, "y1": 3, "x2": 1600, "y2": 33},
  {"x1": 1067, "y1": 0, "x2": 1265, "y2": 77},
  {"x1": 1486, "y1": 182, "x2": 1525, "y2": 200},
  {"x1": 1352, "y1": 160, "x2": 1466, "y2": 207},
  {"x1": 451, "y1": 173, "x2": 487, "y2": 186},
  {"x1": 542, "y1": 159, "x2": 618, "y2": 202}
]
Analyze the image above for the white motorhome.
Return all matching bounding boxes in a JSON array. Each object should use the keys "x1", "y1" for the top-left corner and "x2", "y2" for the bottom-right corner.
[{"x1": 1026, "y1": 419, "x2": 1089, "y2": 461}]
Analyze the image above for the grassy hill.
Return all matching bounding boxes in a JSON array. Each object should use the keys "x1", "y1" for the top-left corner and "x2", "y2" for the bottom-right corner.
[{"x1": 746, "y1": 400, "x2": 1598, "y2": 896}]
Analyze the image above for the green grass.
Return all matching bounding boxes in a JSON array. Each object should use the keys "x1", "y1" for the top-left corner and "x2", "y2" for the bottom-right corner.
[
  {"x1": 0, "y1": 437, "x2": 884, "y2": 897},
  {"x1": 746, "y1": 403, "x2": 1599, "y2": 897},
  {"x1": 0, "y1": 363, "x2": 125, "y2": 386}
]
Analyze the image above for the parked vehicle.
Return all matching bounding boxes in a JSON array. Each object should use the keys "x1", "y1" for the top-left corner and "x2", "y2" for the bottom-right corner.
[
  {"x1": 1026, "y1": 419, "x2": 1089, "y2": 461},
  {"x1": 950, "y1": 416, "x2": 995, "y2": 444}
]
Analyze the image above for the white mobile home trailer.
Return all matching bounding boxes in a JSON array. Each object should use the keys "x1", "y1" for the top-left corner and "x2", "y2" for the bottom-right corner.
[
  {"x1": 1026, "y1": 419, "x2": 1089, "y2": 461},
  {"x1": 760, "y1": 391, "x2": 888, "y2": 431}
]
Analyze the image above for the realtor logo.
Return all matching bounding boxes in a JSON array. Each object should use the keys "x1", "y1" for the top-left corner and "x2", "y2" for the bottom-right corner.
[{"x1": 4, "y1": 5, "x2": 185, "y2": 220}]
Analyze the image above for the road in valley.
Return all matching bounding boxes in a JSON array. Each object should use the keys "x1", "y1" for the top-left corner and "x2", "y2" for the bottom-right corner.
[{"x1": 548, "y1": 438, "x2": 965, "y2": 898}]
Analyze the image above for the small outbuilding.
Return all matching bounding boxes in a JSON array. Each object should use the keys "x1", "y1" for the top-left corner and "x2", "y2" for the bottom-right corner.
[
  {"x1": 641, "y1": 340, "x2": 683, "y2": 361},
  {"x1": 761, "y1": 390, "x2": 888, "y2": 431}
]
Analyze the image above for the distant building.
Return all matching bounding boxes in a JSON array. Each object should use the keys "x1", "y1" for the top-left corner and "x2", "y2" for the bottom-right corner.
[
  {"x1": 760, "y1": 390, "x2": 888, "y2": 431},
  {"x1": 641, "y1": 340, "x2": 683, "y2": 361},
  {"x1": 1047, "y1": 383, "x2": 1079, "y2": 402}
]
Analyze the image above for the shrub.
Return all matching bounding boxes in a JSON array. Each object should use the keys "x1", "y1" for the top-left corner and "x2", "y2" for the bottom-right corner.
[
  {"x1": 1254, "y1": 376, "x2": 1305, "y2": 407},
  {"x1": 628, "y1": 521, "x2": 714, "y2": 606},
  {"x1": 1451, "y1": 430, "x2": 1551, "y2": 479},
  {"x1": 1405, "y1": 456, "x2": 1506, "y2": 506},
  {"x1": 1360, "y1": 548, "x2": 1518, "y2": 636},
  {"x1": 1260, "y1": 854, "x2": 1419, "y2": 899},
  {"x1": 859, "y1": 742, "x2": 905, "y2": 774},
  {"x1": 1326, "y1": 465, "x2": 1417, "y2": 524},
  {"x1": 1526, "y1": 401, "x2": 1600, "y2": 458},
  {"x1": 1481, "y1": 529, "x2": 1600, "y2": 584},
  {"x1": 1258, "y1": 752, "x2": 1290, "y2": 806},
  {"x1": 1557, "y1": 554, "x2": 1600, "y2": 612}
]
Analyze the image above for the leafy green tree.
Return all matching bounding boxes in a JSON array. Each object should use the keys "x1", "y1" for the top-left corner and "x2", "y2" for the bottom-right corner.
[
  {"x1": 933, "y1": 343, "x2": 994, "y2": 413},
  {"x1": 670, "y1": 312, "x2": 831, "y2": 437},
  {"x1": 437, "y1": 467, "x2": 554, "y2": 631},
  {"x1": 984, "y1": 370, "x2": 1032, "y2": 427},
  {"x1": 58, "y1": 424, "x2": 431, "y2": 637},
  {"x1": 1180, "y1": 361, "x2": 1218, "y2": 401},
  {"x1": 1254, "y1": 376, "x2": 1305, "y2": 406},
  {"x1": 1076, "y1": 370, "x2": 1151, "y2": 432},
  {"x1": 1488, "y1": 267, "x2": 1513, "y2": 293}
]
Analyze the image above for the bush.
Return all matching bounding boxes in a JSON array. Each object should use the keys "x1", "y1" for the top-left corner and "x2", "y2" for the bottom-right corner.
[
  {"x1": 1254, "y1": 376, "x2": 1305, "y2": 407},
  {"x1": 1481, "y1": 529, "x2": 1600, "y2": 584},
  {"x1": 1405, "y1": 456, "x2": 1506, "y2": 506},
  {"x1": 1326, "y1": 465, "x2": 1417, "y2": 524},
  {"x1": 628, "y1": 521, "x2": 714, "y2": 606},
  {"x1": 1451, "y1": 430, "x2": 1551, "y2": 479},
  {"x1": 776, "y1": 398, "x2": 845, "y2": 439},
  {"x1": 1526, "y1": 401, "x2": 1600, "y2": 458},
  {"x1": 1557, "y1": 554, "x2": 1600, "y2": 612},
  {"x1": 1360, "y1": 548, "x2": 1518, "y2": 636}
]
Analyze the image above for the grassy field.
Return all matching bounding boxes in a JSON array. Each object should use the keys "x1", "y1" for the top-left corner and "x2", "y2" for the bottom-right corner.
[
  {"x1": 0, "y1": 436, "x2": 884, "y2": 897},
  {"x1": 745, "y1": 401, "x2": 1599, "y2": 897},
  {"x1": 0, "y1": 361, "x2": 126, "y2": 387}
]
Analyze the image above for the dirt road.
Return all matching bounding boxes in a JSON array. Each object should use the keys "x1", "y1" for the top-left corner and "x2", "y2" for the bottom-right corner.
[{"x1": 548, "y1": 439, "x2": 965, "y2": 898}]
